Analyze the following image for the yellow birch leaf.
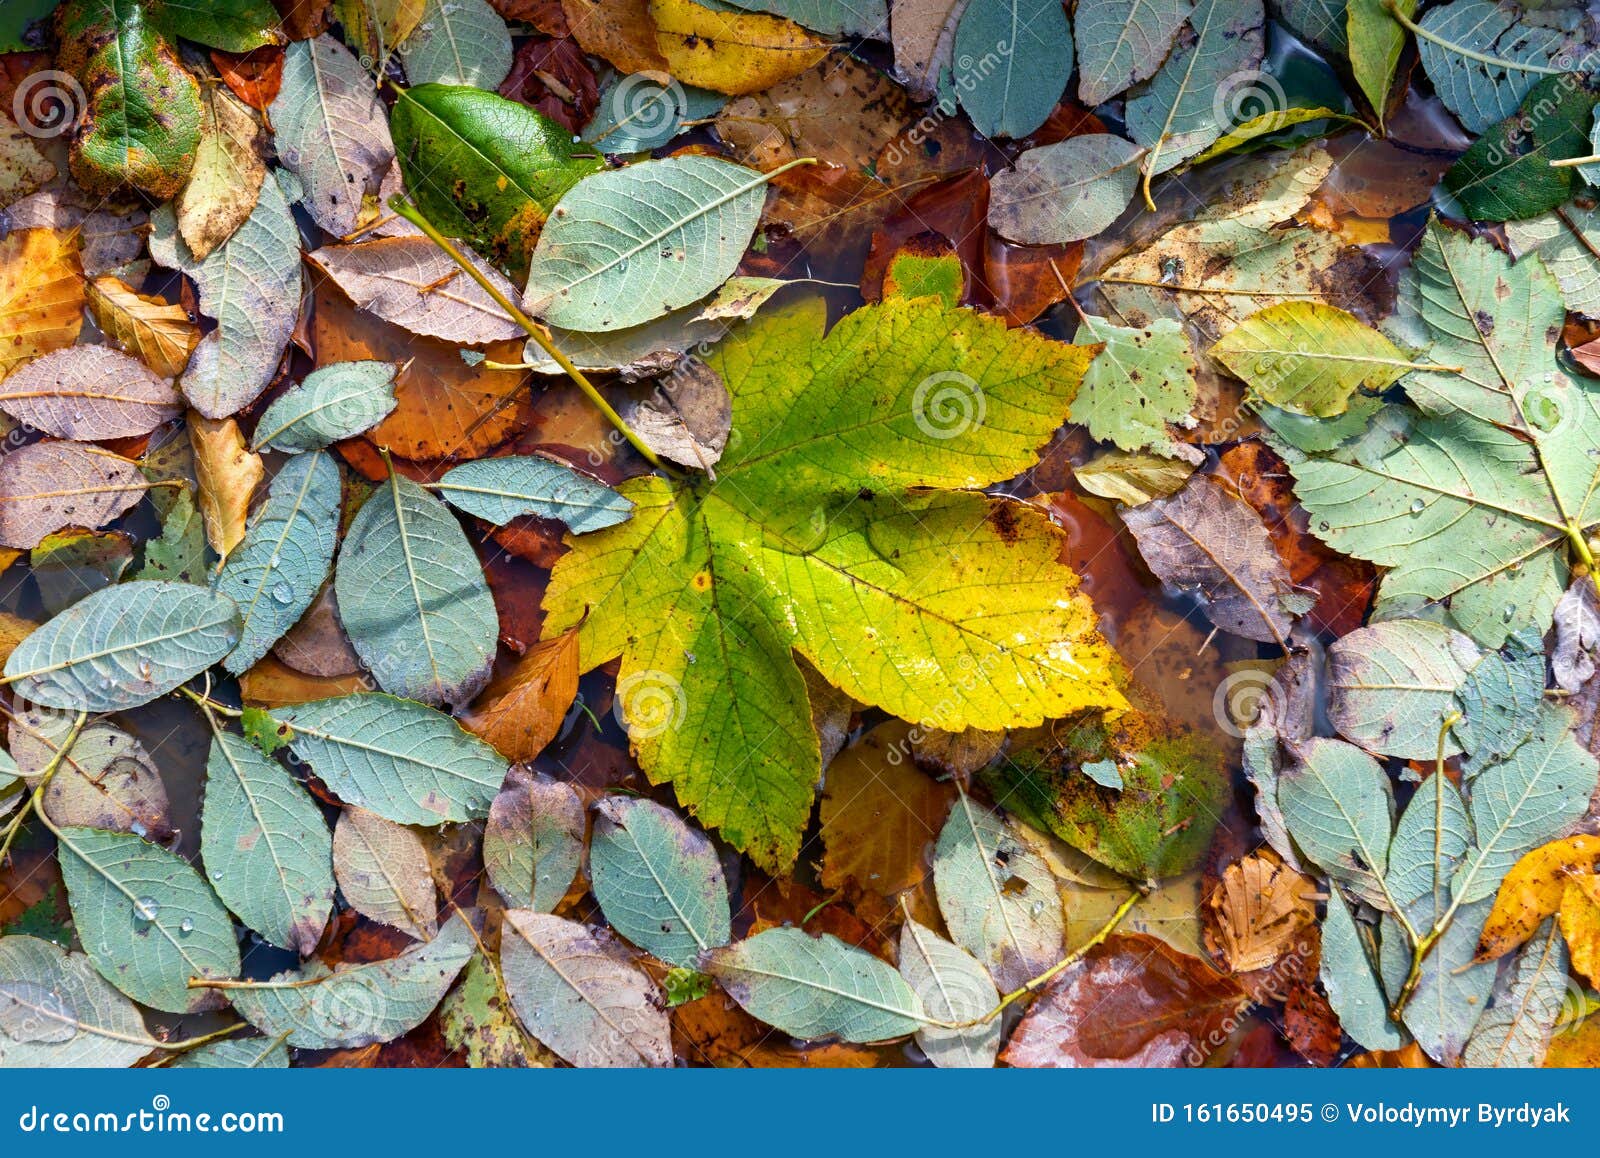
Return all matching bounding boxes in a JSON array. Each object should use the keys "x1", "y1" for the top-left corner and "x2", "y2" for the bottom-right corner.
[{"x1": 648, "y1": 0, "x2": 831, "y2": 96}]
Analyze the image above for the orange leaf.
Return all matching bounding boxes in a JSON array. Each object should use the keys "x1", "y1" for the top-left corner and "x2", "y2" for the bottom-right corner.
[
  {"x1": 459, "y1": 630, "x2": 579, "y2": 762},
  {"x1": 0, "y1": 229, "x2": 84, "y2": 379}
]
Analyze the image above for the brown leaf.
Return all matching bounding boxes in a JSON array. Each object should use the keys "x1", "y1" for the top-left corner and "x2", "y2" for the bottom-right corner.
[
  {"x1": 272, "y1": 0, "x2": 333, "y2": 40},
  {"x1": 5, "y1": 191, "x2": 146, "y2": 278},
  {"x1": 1002, "y1": 933, "x2": 1247, "y2": 1067},
  {"x1": 0, "y1": 346, "x2": 182, "y2": 439},
  {"x1": 10, "y1": 710, "x2": 174, "y2": 841},
  {"x1": 716, "y1": 57, "x2": 911, "y2": 176},
  {"x1": 313, "y1": 284, "x2": 531, "y2": 459},
  {"x1": 1204, "y1": 852, "x2": 1317, "y2": 973},
  {"x1": 0, "y1": 228, "x2": 83, "y2": 378},
  {"x1": 460, "y1": 630, "x2": 580, "y2": 763},
  {"x1": 0, "y1": 441, "x2": 147, "y2": 549},
  {"x1": 307, "y1": 237, "x2": 524, "y2": 345},
  {"x1": 0, "y1": 108, "x2": 55, "y2": 205},
  {"x1": 177, "y1": 85, "x2": 267, "y2": 260},
  {"x1": 85, "y1": 276, "x2": 202, "y2": 379},
  {"x1": 498, "y1": 36, "x2": 599, "y2": 133},
  {"x1": 189, "y1": 413, "x2": 264, "y2": 558},
  {"x1": 272, "y1": 583, "x2": 362, "y2": 677},
  {"x1": 1121, "y1": 474, "x2": 1310, "y2": 646},
  {"x1": 240, "y1": 653, "x2": 369, "y2": 707},
  {"x1": 211, "y1": 46, "x2": 285, "y2": 111},
  {"x1": 333, "y1": 807, "x2": 440, "y2": 941},
  {"x1": 559, "y1": 0, "x2": 667, "y2": 73},
  {"x1": 819, "y1": 720, "x2": 957, "y2": 901}
]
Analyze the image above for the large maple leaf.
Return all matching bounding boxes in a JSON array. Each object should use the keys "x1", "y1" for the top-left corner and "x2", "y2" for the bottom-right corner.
[{"x1": 543, "y1": 290, "x2": 1128, "y2": 869}]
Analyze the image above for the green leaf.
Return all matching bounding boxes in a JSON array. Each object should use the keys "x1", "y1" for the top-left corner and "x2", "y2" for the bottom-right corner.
[
  {"x1": 1075, "y1": 0, "x2": 1193, "y2": 106},
  {"x1": 1347, "y1": 0, "x2": 1411, "y2": 123},
  {"x1": 717, "y1": 0, "x2": 886, "y2": 35},
  {"x1": 147, "y1": 0, "x2": 284, "y2": 52},
  {"x1": 589, "y1": 796, "x2": 731, "y2": 968},
  {"x1": 1326, "y1": 619, "x2": 1481, "y2": 760},
  {"x1": 482, "y1": 766, "x2": 584, "y2": 912},
  {"x1": 402, "y1": 0, "x2": 512, "y2": 89},
  {"x1": 500, "y1": 910, "x2": 671, "y2": 1066},
  {"x1": 230, "y1": 912, "x2": 475, "y2": 1047},
  {"x1": 137, "y1": 488, "x2": 210, "y2": 585},
  {"x1": 1506, "y1": 201, "x2": 1600, "y2": 317},
  {"x1": 953, "y1": 0, "x2": 1072, "y2": 139},
  {"x1": 1319, "y1": 890, "x2": 1408, "y2": 1052},
  {"x1": 1451, "y1": 704, "x2": 1599, "y2": 904},
  {"x1": 1413, "y1": 0, "x2": 1571, "y2": 134},
  {"x1": 56, "y1": 826, "x2": 240, "y2": 1013},
  {"x1": 1273, "y1": 0, "x2": 1347, "y2": 58},
  {"x1": 703, "y1": 926, "x2": 925, "y2": 1043},
  {"x1": 1211, "y1": 301, "x2": 1425, "y2": 417},
  {"x1": 1127, "y1": 0, "x2": 1265, "y2": 183},
  {"x1": 0, "y1": 935, "x2": 159, "y2": 1067},
  {"x1": 987, "y1": 135, "x2": 1146, "y2": 246},
  {"x1": 543, "y1": 294, "x2": 1125, "y2": 869},
  {"x1": 1279, "y1": 737, "x2": 1396, "y2": 907},
  {"x1": 932, "y1": 796, "x2": 1062, "y2": 992},
  {"x1": 336, "y1": 472, "x2": 498, "y2": 708},
  {"x1": 1070, "y1": 316, "x2": 1198, "y2": 454},
  {"x1": 274, "y1": 693, "x2": 508, "y2": 825},
  {"x1": 1455, "y1": 632, "x2": 1546, "y2": 774},
  {"x1": 1464, "y1": 919, "x2": 1569, "y2": 1068},
  {"x1": 439, "y1": 951, "x2": 551, "y2": 1068},
  {"x1": 148, "y1": 171, "x2": 301, "y2": 418},
  {"x1": 433, "y1": 456, "x2": 632, "y2": 533},
  {"x1": 242, "y1": 706, "x2": 293, "y2": 757},
  {"x1": 897, "y1": 917, "x2": 1001, "y2": 1068},
  {"x1": 215, "y1": 451, "x2": 342, "y2": 675},
  {"x1": 171, "y1": 1036, "x2": 291, "y2": 1069},
  {"x1": 5, "y1": 581, "x2": 240, "y2": 712},
  {"x1": 200, "y1": 731, "x2": 335, "y2": 956},
  {"x1": 1443, "y1": 74, "x2": 1597, "y2": 222},
  {"x1": 523, "y1": 155, "x2": 772, "y2": 332},
  {"x1": 56, "y1": 0, "x2": 202, "y2": 201},
  {"x1": 390, "y1": 84, "x2": 603, "y2": 268},
  {"x1": 270, "y1": 35, "x2": 395, "y2": 236},
  {"x1": 1386, "y1": 773, "x2": 1471, "y2": 922},
  {"x1": 1403, "y1": 897, "x2": 1496, "y2": 1064},
  {"x1": 250, "y1": 362, "x2": 398, "y2": 453}
]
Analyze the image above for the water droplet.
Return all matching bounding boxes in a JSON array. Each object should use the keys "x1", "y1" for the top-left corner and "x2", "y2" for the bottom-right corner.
[
  {"x1": 270, "y1": 581, "x2": 293, "y2": 604},
  {"x1": 132, "y1": 896, "x2": 160, "y2": 922},
  {"x1": 1317, "y1": 520, "x2": 1330, "y2": 532},
  {"x1": 1409, "y1": 498, "x2": 1425, "y2": 514},
  {"x1": 178, "y1": 917, "x2": 195, "y2": 935},
  {"x1": 267, "y1": 553, "x2": 281, "y2": 570},
  {"x1": 136, "y1": 657, "x2": 153, "y2": 680},
  {"x1": 1502, "y1": 603, "x2": 1517, "y2": 623}
]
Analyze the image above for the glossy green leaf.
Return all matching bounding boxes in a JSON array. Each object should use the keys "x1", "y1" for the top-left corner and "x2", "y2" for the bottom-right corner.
[
  {"x1": 274, "y1": 693, "x2": 508, "y2": 825},
  {"x1": 216, "y1": 451, "x2": 342, "y2": 675},
  {"x1": 336, "y1": 472, "x2": 498, "y2": 708},
  {"x1": 433, "y1": 456, "x2": 632, "y2": 532},
  {"x1": 0, "y1": 935, "x2": 159, "y2": 1067},
  {"x1": 1347, "y1": 0, "x2": 1411, "y2": 124},
  {"x1": 402, "y1": 0, "x2": 512, "y2": 89},
  {"x1": 251, "y1": 362, "x2": 399, "y2": 453},
  {"x1": 200, "y1": 732, "x2": 335, "y2": 957},
  {"x1": 1075, "y1": 0, "x2": 1193, "y2": 106},
  {"x1": 1326, "y1": 619, "x2": 1481, "y2": 760},
  {"x1": 988, "y1": 135, "x2": 1145, "y2": 246},
  {"x1": 5, "y1": 581, "x2": 241, "y2": 712},
  {"x1": 897, "y1": 917, "x2": 1001, "y2": 1068},
  {"x1": 524, "y1": 156, "x2": 772, "y2": 332},
  {"x1": 56, "y1": 826, "x2": 240, "y2": 1013},
  {"x1": 589, "y1": 796, "x2": 731, "y2": 968},
  {"x1": 147, "y1": 0, "x2": 284, "y2": 52},
  {"x1": 229, "y1": 913, "x2": 474, "y2": 1048},
  {"x1": 953, "y1": 0, "x2": 1072, "y2": 139},
  {"x1": 390, "y1": 84, "x2": 603, "y2": 268},
  {"x1": 1443, "y1": 74, "x2": 1597, "y2": 222}
]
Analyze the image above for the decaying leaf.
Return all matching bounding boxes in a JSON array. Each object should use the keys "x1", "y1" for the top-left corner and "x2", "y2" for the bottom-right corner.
[
  {"x1": 0, "y1": 229, "x2": 84, "y2": 379},
  {"x1": 189, "y1": 414, "x2": 265, "y2": 559},
  {"x1": 1205, "y1": 853, "x2": 1317, "y2": 973},
  {"x1": 84, "y1": 277, "x2": 201, "y2": 380}
]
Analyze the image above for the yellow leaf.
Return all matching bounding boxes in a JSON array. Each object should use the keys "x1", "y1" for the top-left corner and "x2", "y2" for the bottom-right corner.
[
  {"x1": 188, "y1": 413, "x2": 264, "y2": 559},
  {"x1": 459, "y1": 630, "x2": 580, "y2": 762},
  {"x1": 0, "y1": 609, "x2": 36, "y2": 669},
  {"x1": 648, "y1": 0, "x2": 830, "y2": 96},
  {"x1": 1205, "y1": 852, "x2": 1317, "y2": 973},
  {"x1": 85, "y1": 276, "x2": 201, "y2": 379},
  {"x1": 1477, "y1": 834, "x2": 1600, "y2": 962},
  {"x1": 0, "y1": 229, "x2": 84, "y2": 379},
  {"x1": 1560, "y1": 873, "x2": 1600, "y2": 989}
]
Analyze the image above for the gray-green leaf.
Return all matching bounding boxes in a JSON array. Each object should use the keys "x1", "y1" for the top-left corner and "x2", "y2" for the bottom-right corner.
[
  {"x1": 1071, "y1": 316, "x2": 1198, "y2": 454},
  {"x1": 953, "y1": 0, "x2": 1072, "y2": 139},
  {"x1": 1402, "y1": 896, "x2": 1495, "y2": 1065},
  {"x1": 1507, "y1": 202, "x2": 1600, "y2": 318},
  {"x1": 200, "y1": 731, "x2": 334, "y2": 956},
  {"x1": 1386, "y1": 772, "x2": 1471, "y2": 925},
  {"x1": 1278, "y1": 737, "x2": 1395, "y2": 907},
  {"x1": 897, "y1": 917, "x2": 1000, "y2": 1068},
  {"x1": 0, "y1": 936, "x2": 159, "y2": 1067},
  {"x1": 403, "y1": 0, "x2": 513, "y2": 89},
  {"x1": 1326, "y1": 619, "x2": 1481, "y2": 761},
  {"x1": 483, "y1": 765, "x2": 584, "y2": 912},
  {"x1": 589, "y1": 796, "x2": 731, "y2": 968},
  {"x1": 251, "y1": 362, "x2": 399, "y2": 453},
  {"x1": 433, "y1": 456, "x2": 632, "y2": 532},
  {"x1": 171, "y1": 1035, "x2": 290, "y2": 1068},
  {"x1": 1075, "y1": 0, "x2": 1193, "y2": 105},
  {"x1": 988, "y1": 135, "x2": 1145, "y2": 246},
  {"x1": 5, "y1": 581, "x2": 241, "y2": 712},
  {"x1": 1319, "y1": 891, "x2": 1407, "y2": 1052},
  {"x1": 332, "y1": 807, "x2": 438, "y2": 940},
  {"x1": 1464, "y1": 919, "x2": 1569, "y2": 1068},
  {"x1": 1414, "y1": 0, "x2": 1570, "y2": 134}
]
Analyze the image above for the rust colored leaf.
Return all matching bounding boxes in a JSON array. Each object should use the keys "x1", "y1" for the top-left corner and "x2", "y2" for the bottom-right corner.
[
  {"x1": 460, "y1": 630, "x2": 580, "y2": 763},
  {"x1": 499, "y1": 37, "x2": 599, "y2": 134},
  {"x1": 212, "y1": 46, "x2": 285, "y2": 111},
  {"x1": 559, "y1": 0, "x2": 666, "y2": 73},
  {"x1": 239, "y1": 653, "x2": 369, "y2": 707}
]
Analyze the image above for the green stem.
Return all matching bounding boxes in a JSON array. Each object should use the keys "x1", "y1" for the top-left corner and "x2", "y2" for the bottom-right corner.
[
  {"x1": 11, "y1": 712, "x2": 88, "y2": 853},
  {"x1": 1390, "y1": 710, "x2": 1464, "y2": 1021},
  {"x1": 1384, "y1": 0, "x2": 1568, "y2": 77},
  {"x1": 385, "y1": 196, "x2": 668, "y2": 472},
  {"x1": 177, "y1": 685, "x2": 243, "y2": 719}
]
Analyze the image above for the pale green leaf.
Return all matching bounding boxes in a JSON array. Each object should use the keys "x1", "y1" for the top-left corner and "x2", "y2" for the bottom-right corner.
[
  {"x1": 589, "y1": 796, "x2": 731, "y2": 968},
  {"x1": 897, "y1": 917, "x2": 1001, "y2": 1068},
  {"x1": 201, "y1": 731, "x2": 335, "y2": 956},
  {"x1": 1347, "y1": 0, "x2": 1411, "y2": 123},
  {"x1": 988, "y1": 135, "x2": 1145, "y2": 246},
  {"x1": 1413, "y1": 0, "x2": 1571, "y2": 134},
  {"x1": 704, "y1": 926, "x2": 925, "y2": 1043},
  {"x1": 1319, "y1": 891, "x2": 1408, "y2": 1052},
  {"x1": 1464, "y1": 919, "x2": 1569, "y2": 1068},
  {"x1": 56, "y1": 826, "x2": 240, "y2": 1013},
  {"x1": 953, "y1": 0, "x2": 1072, "y2": 139},
  {"x1": 402, "y1": 0, "x2": 513, "y2": 89},
  {"x1": 251, "y1": 362, "x2": 399, "y2": 453},
  {"x1": 1386, "y1": 773, "x2": 1471, "y2": 924},
  {"x1": 171, "y1": 1036, "x2": 290, "y2": 1068},
  {"x1": 1279, "y1": 737, "x2": 1396, "y2": 907},
  {"x1": 1403, "y1": 896, "x2": 1495, "y2": 1064},
  {"x1": 1506, "y1": 202, "x2": 1600, "y2": 318},
  {"x1": 1189, "y1": 107, "x2": 1358, "y2": 166},
  {"x1": 1075, "y1": 0, "x2": 1193, "y2": 106},
  {"x1": 1455, "y1": 633, "x2": 1546, "y2": 774},
  {"x1": 433, "y1": 456, "x2": 632, "y2": 533},
  {"x1": 5, "y1": 581, "x2": 241, "y2": 712},
  {"x1": 216, "y1": 451, "x2": 342, "y2": 675},
  {"x1": 274, "y1": 693, "x2": 508, "y2": 825},
  {"x1": 482, "y1": 765, "x2": 583, "y2": 912},
  {"x1": 336, "y1": 472, "x2": 498, "y2": 708},
  {"x1": 1326, "y1": 619, "x2": 1481, "y2": 760},
  {"x1": 1070, "y1": 316, "x2": 1197, "y2": 454},
  {"x1": 0, "y1": 936, "x2": 159, "y2": 1067}
]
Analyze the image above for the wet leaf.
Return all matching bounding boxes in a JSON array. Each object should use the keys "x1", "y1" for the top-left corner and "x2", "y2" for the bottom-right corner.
[
  {"x1": 1207, "y1": 853, "x2": 1316, "y2": 973},
  {"x1": 953, "y1": 0, "x2": 1072, "y2": 139},
  {"x1": 1279, "y1": 737, "x2": 1396, "y2": 907},
  {"x1": 1443, "y1": 74, "x2": 1597, "y2": 223},
  {"x1": 333, "y1": 807, "x2": 439, "y2": 940},
  {"x1": 590, "y1": 795, "x2": 731, "y2": 968},
  {"x1": 896, "y1": 917, "x2": 999, "y2": 1068},
  {"x1": 647, "y1": 0, "x2": 830, "y2": 96},
  {"x1": 1477, "y1": 834, "x2": 1600, "y2": 962},
  {"x1": 1074, "y1": 0, "x2": 1193, "y2": 106},
  {"x1": 273, "y1": 693, "x2": 508, "y2": 824},
  {"x1": 1326, "y1": 619, "x2": 1481, "y2": 760},
  {"x1": 0, "y1": 346, "x2": 181, "y2": 440},
  {"x1": 988, "y1": 135, "x2": 1145, "y2": 246},
  {"x1": 84, "y1": 276, "x2": 200, "y2": 381},
  {"x1": 308, "y1": 236, "x2": 523, "y2": 345},
  {"x1": 172, "y1": 1036, "x2": 291, "y2": 1068},
  {"x1": 1070, "y1": 316, "x2": 1198, "y2": 455},
  {"x1": 1320, "y1": 889, "x2": 1407, "y2": 1051},
  {"x1": 190, "y1": 414, "x2": 265, "y2": 559},
  {"x1": 1403, "y1": 898, "x2": 1496, "y2": 1064},
  {"x1": 0, "y1": 935, "x2": 158, "y2": 1066},
  {"x1": 1506, "y1": 201, "x2": 1600, "y2": 318},
  {"x1": 0, "y1": 442, "x2": 146, "y2": 550},
  {"x1": 22, "y1": 714, "x2": 173, "y2": 840},
  {"x1": 1414, "y1": 0, "x2": 1572, "y2": 134},
  {"x1": 201, "y1": 730, "x2": 335, "y2": 956},
  {"x1": 252, "y1": 362, "x2": 398, "y2": 453},
  {"x1": 0, "y1": 229, "x2": 84, "y2": 379},
  {"x1": 434, "y1": 456, "x2": 631, "y2": 531},
  {"x1": 1464, "y1": 919, "x2": 1569, "y2": 1068},
  {"x1": 481, "y1": 764, "x2": 584, "y2": 911},
  {"x1": 177, "y1": 85, "x2": 266, "y2": 261},
  {"x1": 404, "y1": 0, "x2": 513, "y2": 88}
]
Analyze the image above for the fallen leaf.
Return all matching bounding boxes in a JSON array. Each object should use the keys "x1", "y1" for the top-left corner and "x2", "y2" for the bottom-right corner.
[
  {"x1": 1204, "y1": 852, "x2": 1317, "y2": 973},
  {"x1": 333, "y1": 807, "x2": 440, "y2": 940},
  {"x1": 85, "y1": 276, "x2": 201, "y2": 379},
  {"x1": 1477, "y1": 835, "x2": 1600, "y2": 962},
  {"x1": 0, "y1": 442, "x2": 147, "y2": 549},
  {"x1": 309, "y1": 237, "x2": 523, "y2": 345},
  {"x1": 460, "y1": 629, "x2": 580, "y2": 762},
  {"x1": 177, "y1": 84, "x2": 267, "y2": 260},
  {"x1": 648, "y1": 0, "x2": 830, "y2": 96},
  {"x1": 0, "y1": 346, "x2": 182, "y2": 439},
  {"x1": 189, "y1": 413, "x2": 265, "y2": 558},
  {"x1": 0, "y1": 228, "x2": 83, "y2": 379}
]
